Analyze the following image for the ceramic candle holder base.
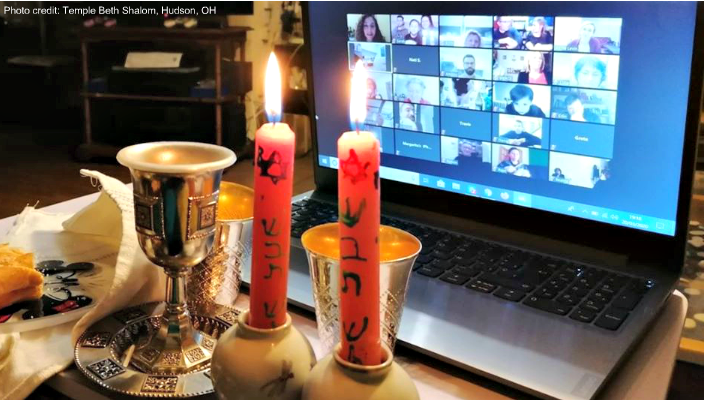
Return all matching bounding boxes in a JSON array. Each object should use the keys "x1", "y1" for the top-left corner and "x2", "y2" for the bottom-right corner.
[
  {"x1": 302, "y1": 342, "x2": 419, "y2": 400},
  {"x1": 210, "y1": 310, "x2": 316, "y2": 400}
]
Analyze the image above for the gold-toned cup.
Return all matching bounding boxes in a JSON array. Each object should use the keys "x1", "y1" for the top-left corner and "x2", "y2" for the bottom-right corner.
[
  {"x1": 187, "y1": 182, "x2": 254, "y2": 315},
  {"x1": 301, "y1": 223, "x2": 421, "y2": 353}
]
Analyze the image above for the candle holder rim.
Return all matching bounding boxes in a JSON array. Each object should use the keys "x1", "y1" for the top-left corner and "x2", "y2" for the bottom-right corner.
[
  {"x1": 301, "y1": 222, "x2": 422, "y2": 263},
  {"x1": 332, "y1": 341, "x2": 393, "y2": 372},
  {"x1": 116, "y1": 141, "x2": 236, "y2": 174},
  {"x1": 237, "y1": 309, "x2": 293, "y2": 335}
]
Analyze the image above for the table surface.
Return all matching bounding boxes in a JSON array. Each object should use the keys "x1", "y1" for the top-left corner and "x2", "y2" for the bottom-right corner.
[{"x1": 0, "y1": 192, "x2": 687, "y2": 400}]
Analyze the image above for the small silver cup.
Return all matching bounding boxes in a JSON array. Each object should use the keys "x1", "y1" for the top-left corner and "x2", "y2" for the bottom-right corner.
[
  {"x1": 301, "y1": 223, "x2": 421, "y2": 353},
  {"x1": 187, "y1": 182, "x2": 253, "y2": 316},
  {"x1": 117, "y1": 141, "x2": 235, "y2": 374}
]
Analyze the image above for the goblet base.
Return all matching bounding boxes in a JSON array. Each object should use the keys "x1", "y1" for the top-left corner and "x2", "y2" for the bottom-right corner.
[{"x1": 75, "y1": 301, "x2": 241, "y2": 398}]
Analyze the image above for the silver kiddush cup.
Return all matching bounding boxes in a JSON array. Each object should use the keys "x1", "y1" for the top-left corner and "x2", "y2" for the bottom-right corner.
[
  {"x1": 117, "y1": 141, "x2": 236, "y2": 374},
  {"x1": 301, "y1": 223, "x2": 421, "y2": 353}
]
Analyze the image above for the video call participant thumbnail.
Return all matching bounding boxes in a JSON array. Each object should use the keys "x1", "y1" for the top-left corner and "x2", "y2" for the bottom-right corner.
[
  {"x1": 549, "y1": 152, "x2": 611, "y2": 189},
  {"x1": 551, "y1": 87, "x2": 617, "y2": 125},
  {"x1": 554, "y1": 17, "x2": 622, "y2": 54},
  {"x1": 347, "y1": 14, "x2": 391, "y2": 43},
  {"x1": 393, "y1": 74, "x2": 440, "y2": 105},
  {"x1": 438, "y1": 15, "x2": 493, "y2": 48},
  {"x1": 392, "y1": 44, "x2": 440, "y2": 75},
  {"x1": 365, "y1": 125, "x2": 395, "y2": 154},
  {"x1": 348, "y1": 42, "x2": 392, "y2": 72},
  {"x1": 493, "y1": 82, "x2": 551, "y2": 118},
  {"x1": 440, "y1": 107, "x2": 491, "y2": 141},
  {"x1": 440, "y1": 78, "x2": 492, "y2": 111},
  {"x1": 493, "y1": 16, "x2": 522, "y2": 49},
  {"x1": 367, "y1": 71, "x2": 393, "y2": 100},
  {"x1": 394, "y1": 129, "x2": 440, "y2": 162},
  {"x1": 440, "y1": 47, "x2": 492, "y2": 79},
  {"x1": 395, "y1": 102, "x2": 439, "y2": 134},
  {"x1": 550, "y1": 119, "x2": 615, "y2": 159},
  {"x1": 392, "y1": 14, "x2": 439, "y2": 45},
  {"x1": 494, "y1": 114, "x2": 547, "y2": 148},
  {"x1": 552, "y1": 53, "x2": 620, "y2": 90},
  {"x1": 492, "y1": 145, "x2": 549, "y2": 179},
  {"x1": 523, "y1": 16, "x2": 554, "y2": 51},
  {"x1": 493, "y1": 50, "x2": 552, "y2": 84},
  {"x1": 440, "y1": 136, "x2": 492, "y2": 171},
  {"x1": 364, "y1": 99, "x2": 394, "y2": 128}
]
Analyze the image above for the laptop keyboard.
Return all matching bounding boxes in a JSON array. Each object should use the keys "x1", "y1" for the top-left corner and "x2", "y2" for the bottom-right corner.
[{"x1": 291, "y1": 198, "x2": 654, "y2": 331}]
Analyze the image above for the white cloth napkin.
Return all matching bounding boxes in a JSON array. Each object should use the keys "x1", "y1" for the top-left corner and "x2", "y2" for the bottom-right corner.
[{"x1": 0, "y1": 170, "x2": 164, "y2": 400}]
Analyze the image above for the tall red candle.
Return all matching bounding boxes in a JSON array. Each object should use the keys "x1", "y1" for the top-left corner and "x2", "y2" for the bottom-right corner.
[
  {"x1": 338, "y1": 61, "x2": 382, "y2": 365},
  {"x1": 249, "y1": 53, "x2": 295, "y2": 329}
]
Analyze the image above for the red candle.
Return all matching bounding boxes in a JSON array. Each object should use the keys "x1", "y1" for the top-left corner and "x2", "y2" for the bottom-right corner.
[
  {"x1": 338, "y1": 61, "x2": 382, "y2": 365},
  {"x1": 249, "y1": 53, "x2": 295, "y2": 329}
]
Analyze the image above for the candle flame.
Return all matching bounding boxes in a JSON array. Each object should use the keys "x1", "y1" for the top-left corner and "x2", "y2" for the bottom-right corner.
[
  {"x1": 350, "y1": 60, "x2": 367, "y2": 131},
  {"x1": 265, "y1": 52, "x2": 282, "y2": 123}
]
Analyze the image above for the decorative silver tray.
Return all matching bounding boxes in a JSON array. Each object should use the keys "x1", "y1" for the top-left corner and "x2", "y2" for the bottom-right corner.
[{"x1": 75, "y1": 301, "x2": 240, "y2": 397}]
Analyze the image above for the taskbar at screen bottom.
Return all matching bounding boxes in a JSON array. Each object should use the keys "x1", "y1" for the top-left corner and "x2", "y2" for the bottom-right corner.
[{"x1": 319, "y1": 155, "x2": 675, "y2": 236}]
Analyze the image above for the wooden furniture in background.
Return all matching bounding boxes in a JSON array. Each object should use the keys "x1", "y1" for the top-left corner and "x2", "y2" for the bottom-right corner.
[{"x1": 76, "y1": 26, "x2": 251, "y2": 160}]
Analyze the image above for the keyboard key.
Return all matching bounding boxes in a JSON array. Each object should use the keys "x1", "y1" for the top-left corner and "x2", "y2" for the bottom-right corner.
[
  {"x1": 588, "y1": 291, "x2": 612, "y2": 304},
  {"x1": 416, "y1": 266, "x2": 444, "y2": 278},
  {"x1": 440, "y1": 273, "x2": 472, "y2": 286},
  {"x1": 432, "y1": 251, "x2": 452, "y2": 261},
  {"x1": 570, "y1": 307, "x2": 597, "y2": 323},
  {"x1": 612, "y1": 290, "x2": 642, "y2": 311},
  {"x1": 450, "y1": 265, "x2": 480, "y2": 277},
  {"x1": 566, "y1": 285, "x2": 590, "y2": 297},
  {"x1": 524, "y1": 296, "x2": 572, "y2": 316},
  {"x1": 595, "y1": 307, "x2": 629, "y2": 330},
  {"x1": 627, "y1": 279, "x2": 655, "y2": 294},
  {"x1": 416, "y1": 254, "x2": 433, "y2": 265},
  {"x1": 477, "y1": 272, "x2": 534, "y2": 292},
  {"x1": 536, "y1": 287, "x2": 558, "y2": 299},
  {"x1": 581, "y1": 299, "x2": 604, "y2": 313},
  {"x1": 466, "y1": 280, "x2": 496, "y2": 293},
  {"x1": 556, "y1": 293, "x2": 579, "y2": 306},
  {"x1": 494, "y1": 287, "x2": 526, "y2": 302},
  {"x1": 430, "y1": 259, "x2": 454, "y2": 270}
]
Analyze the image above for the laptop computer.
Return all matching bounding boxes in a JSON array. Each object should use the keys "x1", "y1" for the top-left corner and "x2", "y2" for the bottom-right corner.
[{"x1": 245, "y1": 2, "x2": 704, "y2": 399}]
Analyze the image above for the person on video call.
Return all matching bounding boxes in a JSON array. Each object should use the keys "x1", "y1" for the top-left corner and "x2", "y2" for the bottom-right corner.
[
  {"x1": 367, "y1": 77, "x2": 383, "y2": 100},
  {"x1": 505, "y1": 85, "x2": 546, "y2": 117},
  {"x1": 454, "y1": 140, "x2": 484, "y2": 169},
  {"x1": 498, "y1": 120, "x2": 541, "y2": 147},
  {"x1": 573, "y1": 56, "x2": 607, "y2": 89},
  {"x1": 398, "y1": 103, "x2": 421, "y2": 131},
  {"x1": 564, "y1": 94, "x2": 601, "y2": 123},
  {"x1": 404, "y1": 19, "x2": 423, "y2": 45},
  {"x1": 459, "y1": 54, "x2": 483, "y2": 78},
  {"x1": 458, "y1": 81, "x2": 485, "y2": 110},
  {"x1": 496, "y1": 147, "x2": 531, "y2": 177},
  {"x1": 392, "y1": 15, "x2": 408, "y2": 42},
  {"x1": 567, "y1": 21, "x2": 604, "y2": 53},
  {"x1": 523, "y1": 17, "x2": 553, "y2": 51},
  {"x1": 517, "y1": 52, "x2": 551, "y2": 85},
  {"x1": 440, "y1": 79, "x2": 458, "y2": 107},
  {"x1": 464, "y1": 30, "x2": 482, "y2": 48},
  {"x1": 403, "y1": 78, "x2": 431, "y2": 104},
  {"x1": 421, "y1": 15, "x2": 438, "y2": 45},
  {"x1": 551, "y1": 168, "x2": 568, "y2": 183},
  {"x1": 355, "y1": 14, "x2": 386, "y2": 42},
  {"x1": 494, "y1": 16, "x2": 521, "y2": 49}
]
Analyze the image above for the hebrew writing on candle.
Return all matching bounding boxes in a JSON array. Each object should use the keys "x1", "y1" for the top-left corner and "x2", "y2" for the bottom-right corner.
[
  {"x1": 250, "y1": 52, "x2": 296, "y2": 329},
  {"x1": 338, "y1": 60, "x2": 382, "y2": 365}
]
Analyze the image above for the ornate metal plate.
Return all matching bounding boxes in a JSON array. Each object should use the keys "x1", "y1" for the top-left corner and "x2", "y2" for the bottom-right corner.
[{"x1": 75, "y1": 302, "x2": 238, "y2": 398}]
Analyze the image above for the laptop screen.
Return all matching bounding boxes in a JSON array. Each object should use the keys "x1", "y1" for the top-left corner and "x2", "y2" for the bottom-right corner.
[{"x1": 307, "y1": 2, "x2": 698, "y2": 236}]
